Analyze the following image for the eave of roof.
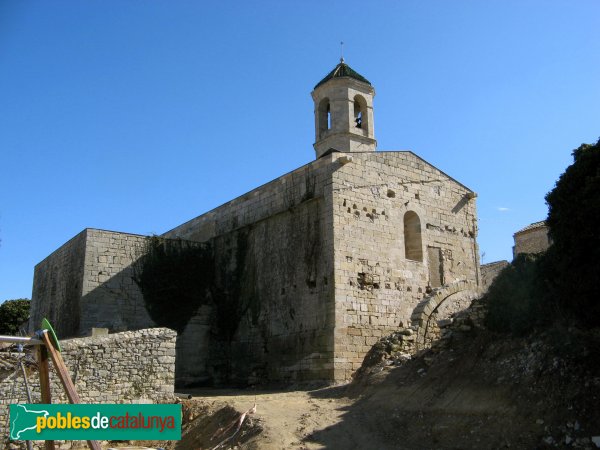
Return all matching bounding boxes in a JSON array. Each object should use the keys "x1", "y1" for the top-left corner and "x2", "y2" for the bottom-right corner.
[{"x1": 514, "y1": 221, "x2": 547, "y2": 235}]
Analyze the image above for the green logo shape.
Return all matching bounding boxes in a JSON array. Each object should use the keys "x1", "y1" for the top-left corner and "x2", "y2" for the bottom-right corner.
[{"x1": 9, "y1": 404, "x2": 181, "y2": 441}]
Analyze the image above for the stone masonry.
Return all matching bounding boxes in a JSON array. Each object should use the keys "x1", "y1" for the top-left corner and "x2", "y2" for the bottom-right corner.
[{"x1": 0, "y1": 328, "x2": 176, "y2": 436}]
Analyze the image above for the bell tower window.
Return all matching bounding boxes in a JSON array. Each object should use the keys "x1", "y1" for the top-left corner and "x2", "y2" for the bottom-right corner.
[
  {"x1": 354, "y1": 95, "x2": 367, "y2": 132},
  {"x1": 318, "y1": 98, "x2": 331, "y2": 139}
]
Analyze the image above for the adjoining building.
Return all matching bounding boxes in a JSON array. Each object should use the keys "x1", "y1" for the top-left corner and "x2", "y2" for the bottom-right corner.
[
  {"x1": 513, "y1": 221, "x2": 551, "y2": 257},
  {"x1": 30, "y1": 60, "x2": 481, "y2": 386}
]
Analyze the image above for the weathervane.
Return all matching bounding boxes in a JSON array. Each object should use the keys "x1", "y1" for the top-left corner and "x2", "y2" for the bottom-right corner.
[{"x1": 340, "y1": 41, "x2": 344, "y2": 63}]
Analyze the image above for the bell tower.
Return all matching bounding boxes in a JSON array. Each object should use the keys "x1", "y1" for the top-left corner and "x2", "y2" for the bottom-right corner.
[{"x1": 311, "y1": 59, "x2": 376, "y2": 159}]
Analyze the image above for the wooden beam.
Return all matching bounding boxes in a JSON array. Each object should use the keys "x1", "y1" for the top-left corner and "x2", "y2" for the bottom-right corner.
[
  {"x1": 41, "y1": 331, "x2": 80, "y2": 402},
  {"x1": 40, "y1": 331, "x2": 101, "y2": 450}
]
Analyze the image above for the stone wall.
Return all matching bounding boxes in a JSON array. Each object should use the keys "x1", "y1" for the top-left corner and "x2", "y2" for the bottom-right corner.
[
  {"x1": 480, "y1": 260, "x2": 510, "y2": 293},
  {"x1": 30, "y1": 229, "x2": 154, "y2": 338},
  {"x1": 0, "y1": 328, "x2": 176, "y2": 436},
  {"x1": 30, "y1": 230, "x2": 87, "y2": 338},
  {"x1": 80, "y1": 229, "x2": 153, "y2": 335},
  {"x1": 331, "y1": 151, "x2": 480, "y2": 380},
  {"x1": 165, "y1": 156, "x2": 337, "y2": 385}
]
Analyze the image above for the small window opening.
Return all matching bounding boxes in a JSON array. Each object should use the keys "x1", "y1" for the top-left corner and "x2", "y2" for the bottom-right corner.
[{"x1": 404, "y1": 211, "x2": 423, "y2": 262}]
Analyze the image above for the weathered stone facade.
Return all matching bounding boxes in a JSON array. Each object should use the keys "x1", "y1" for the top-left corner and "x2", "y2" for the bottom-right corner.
[
  {"x1": 29, "y1": 61, "x2": 481, "y2": 386},
  {"x1": 513, "y1": 221, "x2": 551, "y2": 257},
  {"x1": 329, "y1": 151, "x2": 480, "y2": 379},
  {"x1": 0, "y1": 328, "x2": 176, "y2": 436}
]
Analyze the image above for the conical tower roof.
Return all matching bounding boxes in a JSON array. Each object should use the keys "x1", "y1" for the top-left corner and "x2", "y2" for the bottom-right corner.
[{"x1": 314, "y1": 59, "x2": 371, "y2": 90}]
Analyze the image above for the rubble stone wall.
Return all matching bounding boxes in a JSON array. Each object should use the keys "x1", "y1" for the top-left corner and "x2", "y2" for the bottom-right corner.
[{"x1": 0, "y1": 328, "x2": 176, "y2": 436}]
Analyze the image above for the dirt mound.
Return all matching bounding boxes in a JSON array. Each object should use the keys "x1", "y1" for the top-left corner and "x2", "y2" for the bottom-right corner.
[{"x1": 316, "y1": 328, "x2": 600, "y2": 449}]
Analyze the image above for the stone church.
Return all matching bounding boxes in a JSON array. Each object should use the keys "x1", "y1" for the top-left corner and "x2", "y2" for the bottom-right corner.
[{"x1": 30, "y1": 60, "x2": 481, "y2": 386}]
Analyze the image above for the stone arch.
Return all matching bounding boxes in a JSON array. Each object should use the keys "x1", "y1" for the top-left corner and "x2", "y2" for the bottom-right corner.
[
  {"x1": 410, "y1": 280, "x2": 478, "y2": 349},
  {"x1": 404, "y1": 211, "x2": 423, "y2": 262}
]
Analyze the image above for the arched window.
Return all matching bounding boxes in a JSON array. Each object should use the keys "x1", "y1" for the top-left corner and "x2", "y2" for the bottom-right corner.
[
  {"x1": 404, "y1": 211, "x2": 423, "y2": 262},
  {"x1": 318, "y1": 98, "x2": 331, "y2": 139},
  {"x1": 353, "y1": 95, "x2": 368, "y2": 131}
]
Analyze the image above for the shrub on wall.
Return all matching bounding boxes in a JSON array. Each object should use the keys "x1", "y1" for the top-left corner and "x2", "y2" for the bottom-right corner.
[{"x1": 132, "y1": 231, "x2": 257, "y2": 342}]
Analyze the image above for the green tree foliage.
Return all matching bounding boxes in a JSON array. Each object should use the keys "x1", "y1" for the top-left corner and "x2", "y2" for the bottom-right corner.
[
  {"x1": 0, "y1": 298, "x2": 30, "y2": 335},
  {"x1": 484, "y1": 255, "x2": 544, "y2": 335},
  {"x1": 544, "y1": 138, "x2": 600, "y2": 327}
]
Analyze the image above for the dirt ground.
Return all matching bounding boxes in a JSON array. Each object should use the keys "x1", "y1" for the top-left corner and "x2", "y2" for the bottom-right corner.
[{"x1": 183, "y1": 388, "x2": 353, "y2": 450}]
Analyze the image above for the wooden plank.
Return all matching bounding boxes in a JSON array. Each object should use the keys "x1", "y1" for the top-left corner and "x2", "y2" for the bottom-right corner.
[
  {"x1": 41, "y1": 331, "x2": 102, "y2": 450},
  {"x1": 37, "y1": 343, "x2": 56, "y2": 450}
]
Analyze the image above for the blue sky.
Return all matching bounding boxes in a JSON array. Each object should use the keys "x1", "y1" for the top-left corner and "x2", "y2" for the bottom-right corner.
[{"x1": 1, "y1": 1, "x2": 599, "y2": 301}]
